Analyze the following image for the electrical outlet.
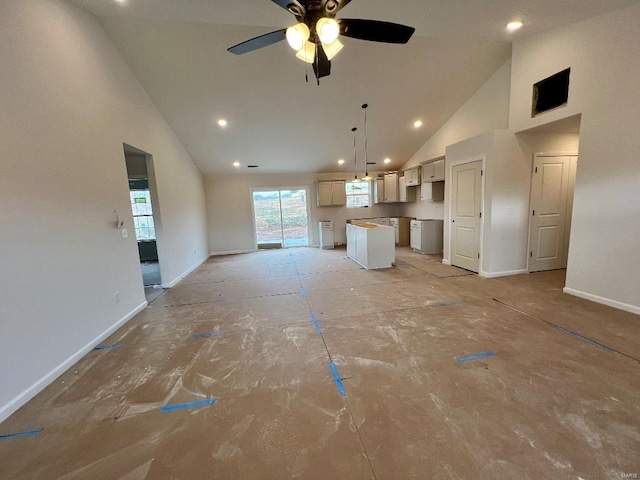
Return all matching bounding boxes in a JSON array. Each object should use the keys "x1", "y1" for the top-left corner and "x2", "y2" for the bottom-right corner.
[
  {"x1": 121, "y1": 228, "x2": 128, "y2": 239},
  {"x1": 114, "y1": 292, "x2": 120, "y2": 304}
]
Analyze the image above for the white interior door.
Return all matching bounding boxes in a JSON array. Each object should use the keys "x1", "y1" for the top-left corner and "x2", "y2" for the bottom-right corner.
[
  {"x1": 529, "y1": 155, "x2": 577, "y2": 272},
  {"x1": 451, "y1": 160, "x2": 483, "y2": 272}
]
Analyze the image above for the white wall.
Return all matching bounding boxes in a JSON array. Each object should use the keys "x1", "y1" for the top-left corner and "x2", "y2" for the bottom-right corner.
[
  {"x1": 401, "y1": 60, "x2": 512, "y2": 221},
  {"x1": 205, "y1": 173, "x2": 401, "y2": 253},
  {"x1": 0, "y1": 0, "x2": 209, "y2": 421},
  {"x1": 510, "y1": 3, "x2": 640, "y2": 314}
]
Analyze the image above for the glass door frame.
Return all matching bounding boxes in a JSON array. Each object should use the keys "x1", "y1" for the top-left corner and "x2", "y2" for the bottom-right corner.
[{"x1": 250, "y1": 186, "x2": 312, "y2": 250}]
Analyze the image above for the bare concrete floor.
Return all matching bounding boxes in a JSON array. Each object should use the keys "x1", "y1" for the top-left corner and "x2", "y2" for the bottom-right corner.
[{"x1": 1, "y1": 247, "x2": 638, "y2": 479}]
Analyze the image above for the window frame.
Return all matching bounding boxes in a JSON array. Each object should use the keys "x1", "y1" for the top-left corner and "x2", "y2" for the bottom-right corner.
[{"x1": 345, "y1": 180, "x2": 371, "y2": 209}]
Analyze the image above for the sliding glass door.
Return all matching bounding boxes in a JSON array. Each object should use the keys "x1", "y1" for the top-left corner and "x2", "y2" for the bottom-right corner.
[{"x1": 252, "y1": 189, "x2": 309, "y2": 248}]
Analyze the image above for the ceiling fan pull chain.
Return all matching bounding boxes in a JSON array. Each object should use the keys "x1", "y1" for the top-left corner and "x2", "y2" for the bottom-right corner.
[{"x1": 315, "y1": 44, "x2": 320, "y2": 86}]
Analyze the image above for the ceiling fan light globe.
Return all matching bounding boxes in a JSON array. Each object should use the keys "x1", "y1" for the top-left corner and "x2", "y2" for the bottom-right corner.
[
  {"x1": 317, "y1": 18, "x2": 340, "y2": 45},
  {"x1": 295, "y1": 41, "x2": 316, "y2": 63},
  {"x1": 322, "y1": 39, "x2": 343, "y2": 60},
  {"x1": 286, "y1": 23, "x2": 310, "y2": 51}
]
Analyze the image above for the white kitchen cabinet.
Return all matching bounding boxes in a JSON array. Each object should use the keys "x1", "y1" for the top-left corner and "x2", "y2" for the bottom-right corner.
[
  {"x1": 316, "y1": 180, "x2": 346, "y2": 207},
  {"x1": 346, "y1": 222, "x2": 395, "y2": 269},
  {"x1": 410, "y1": 219, "x2": 444, "y2": 254},
  {"x1": 404, "y1": 167, "x2": 420, "y2": 186},
  {"x1": 421, "y1": 158, "x2": 445, "y2": 183},
  {"x1": 374, "y1": 178, "x2": 384, "y2": 204},
  {"x1": 398, "y1": 176, "x2": 416, "y2": 203},
  {"x1": 420, "y1": 181, "x2": 445, "y2": 202},
  {"x1": 383, "y1": 173, "x2": 399, "y2": 203}
]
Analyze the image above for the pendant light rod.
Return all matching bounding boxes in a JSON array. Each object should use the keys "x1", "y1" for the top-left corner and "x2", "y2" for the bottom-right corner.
[
  {"x1": 362, "y1": 103, "x2": 371, "y2": 181},
  {"x1": 352, "y1": 127, "x2": 360, "y2": 182}
]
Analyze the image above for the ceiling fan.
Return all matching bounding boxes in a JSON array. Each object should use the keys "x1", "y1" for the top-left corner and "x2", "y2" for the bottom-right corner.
[{"x1": 227, "y1": 0, "x2": 415, "y2": 83}]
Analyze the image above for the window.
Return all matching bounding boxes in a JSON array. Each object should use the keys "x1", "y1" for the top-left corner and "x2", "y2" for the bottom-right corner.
[
  {"x1": 345, "y1": 181, "x2": 370, "y2": 208},
  {"x1": 130, "y1": 190, "x2": 156, "y2": 240}
]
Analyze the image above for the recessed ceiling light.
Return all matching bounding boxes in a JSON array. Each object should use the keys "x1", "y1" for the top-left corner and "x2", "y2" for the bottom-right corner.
[
  {"x1": 338, "y1": 159, "x2": 345, "y2": 165},
  {"x1": 217, "y1": 119, "x2": 228, "y2": 127},
  {"x1": 507, "y1": 21, "x2": 523, "y2": 32},
  {"x1": 413, "y1": 120, "x2": 423, "y2": 128},
  {"x1": 233, "y1": 161, "x2": 240, "y2": 167},
  {"x1": 384, "y1": 158, "x2": 391, "y2": 164},
  {"x1": 114, "y1": 0, "x2": 126, "y2": 4}
]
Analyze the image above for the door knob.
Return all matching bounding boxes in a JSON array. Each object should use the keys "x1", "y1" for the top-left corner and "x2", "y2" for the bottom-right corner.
[{"x1": 452, "y1": 220, "x2": 455, "y2": 223}]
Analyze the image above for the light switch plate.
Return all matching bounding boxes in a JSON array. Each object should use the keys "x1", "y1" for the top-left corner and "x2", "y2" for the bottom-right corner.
[{"x1": 121, "y1": 228, "x2": 128, "y2": 239}]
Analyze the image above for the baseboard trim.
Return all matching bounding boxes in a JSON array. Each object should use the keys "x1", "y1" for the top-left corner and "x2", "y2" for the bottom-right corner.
[
  {"x1": 0, "y1": 301, "x2": 148, "y2": 424},
  {"x1": 563, "y1": 287, "x2": 640, "y2": 316},
  {"x1": 479, "y1": 269, "x2": 528, "y2": 279},
  {"x1": 442, "y1": 259, "x2": 451, "y2": 265},
  {"x1": 210, "y1": 249, "x2": 257, "y2": 257},
  {"x1": 161, "y1": 255, "x2": 210, "y2": 288}
]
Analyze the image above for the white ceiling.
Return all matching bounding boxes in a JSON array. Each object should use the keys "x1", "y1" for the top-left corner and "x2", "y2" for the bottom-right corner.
[{"x1": 71, "y1": 0, "x2": 639, "y2": 175}]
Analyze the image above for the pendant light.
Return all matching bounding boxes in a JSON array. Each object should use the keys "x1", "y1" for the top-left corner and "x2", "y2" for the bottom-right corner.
[
  {"x1": 361, "y1": 103, "x2": 372, "y2": 181},
  {"x1": 351, "y1": 127, "x2": 361, "y2": 183}
]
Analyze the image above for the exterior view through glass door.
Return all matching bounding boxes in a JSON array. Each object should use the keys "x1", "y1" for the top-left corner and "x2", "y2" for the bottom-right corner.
[{"x1": 252, "y1": 189, "x2": 309, "y2": 248}]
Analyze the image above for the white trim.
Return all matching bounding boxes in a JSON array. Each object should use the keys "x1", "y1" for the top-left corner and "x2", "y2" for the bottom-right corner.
[
  {"x1": 563, "y1": 288, "x2": 640, "y2": 316},
  {"x1": 442, "y1": 259, "x2": 451, "y2": 265},
  {"x1": 479, "y1": 269, "x2": 529, "y2": 279},
  {"x1": 0, "y1": 301, "x2": 148, "y2": 424},
  {"x1": 210, "y1": 249, "x2": 257, "y2": 257},
  {"x1": 161, "y1": 255, "x2": 210, "y2": 288}
]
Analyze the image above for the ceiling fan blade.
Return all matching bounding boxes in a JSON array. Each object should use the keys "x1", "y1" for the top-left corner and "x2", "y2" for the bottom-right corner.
[
  {"x1": 339, "y1": 19, "x2": 415, "y2": 44},
  {"x1": 313, "y1": 45, "x2": 332, "y2": 80},
  {"x1": 227, "y1": 29, "x2": 287, "y2": 55}
]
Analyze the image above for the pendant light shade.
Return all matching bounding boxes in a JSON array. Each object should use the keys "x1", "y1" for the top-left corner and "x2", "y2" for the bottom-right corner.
[
  {"x1": 322, "y1": 39, "x2": 344, "y2": 61},
  {"x1": 295, "y1": 41, "x2": 316, "y2": 64},
  {"x1": 316, "y1": 18, "x2": 340, "y2": 45},
  {"x1": 286, "y1": 23, "x2": 310, "y2": 51},
  {"x1": 361, "y1": 103, "x2": 372, "y2": 181}
]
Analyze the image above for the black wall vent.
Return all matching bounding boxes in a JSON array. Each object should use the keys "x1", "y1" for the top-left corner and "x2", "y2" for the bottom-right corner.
[{"x1": 532, "y1": 68, "x2": 570, "y2": 117}]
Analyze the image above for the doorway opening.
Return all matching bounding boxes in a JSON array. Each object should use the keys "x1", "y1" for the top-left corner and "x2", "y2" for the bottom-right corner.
[
  {"x1": 252, "y1": 189, "x2": 310, "y2": 249},
  {"x1": 124, "y1": 144, "x2": 164, "y2": 301}
]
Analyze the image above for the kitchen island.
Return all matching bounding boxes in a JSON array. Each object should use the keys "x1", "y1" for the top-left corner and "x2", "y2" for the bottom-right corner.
[{"x1": 346, "y1": 221, "x2": 395, "y2": 269}]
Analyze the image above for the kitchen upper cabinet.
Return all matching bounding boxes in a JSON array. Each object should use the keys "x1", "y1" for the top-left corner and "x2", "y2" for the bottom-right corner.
[
  {"x1": 404, "y1": 167, "x2": 420, "y2": 186},
  {"x1": 383, "y1": 173, "x2": 399, "y2": 203},
  {"x1": 317, "y1": 180, "x2": 346, "y2": 207},
  {"x1": 374, "y1": 178, "x2": 384, "y2": 204},
  {"x1": 398, "y1": 176, "x2": 416, "y2": 202},
  {"x1": 421, "y1": 158, "x2": 445, "y2": 183}
]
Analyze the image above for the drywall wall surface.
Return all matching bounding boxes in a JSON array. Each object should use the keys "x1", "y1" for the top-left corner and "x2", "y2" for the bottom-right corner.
[
  {"x1": 485, "y1": 131, "x2": 531, "y2": 275},
  {"x1": 510, "y1": 4, "x2": 640, "y2": 312},
  {"x1": 402, "y1": 59, "x2": 512, "y2": 221},
  {"x1": 404, "y1": 59, "x2": 512, "y2": 170},
  {"x1": 205, "y1": 173, "x2": 401, "y2": 253},
  {"x1": 0, "y1": 0, "x2": 208, "y2": 420},
  {"x1": 516, "y1": 132, "x2": 580, "y2": 158}
]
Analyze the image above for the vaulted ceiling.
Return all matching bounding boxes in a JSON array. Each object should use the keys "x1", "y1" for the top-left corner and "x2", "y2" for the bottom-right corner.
[{"x1": 71, "y1": 0, "x2": 639, "y2": 175}]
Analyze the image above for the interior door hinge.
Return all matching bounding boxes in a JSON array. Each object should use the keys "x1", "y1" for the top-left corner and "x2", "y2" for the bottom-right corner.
[
  {"x1": 532, "y1": 210, "x2": 535, "y2": 216},
  {"x1": 535, "y1": 166, "x2": 538, "y2": 173},
  {"x1": 530, "y1": 251, "x2": 533, "y2": 258},
  {"x1": 478, "y1": 253, "x2": 480, "y2": 259},
  {"x1": 479, "y1": 212, "x2": 482, "y2": 218},
  {"x1": 481, "y1": 169, "x2": 484, "y2": 176}
]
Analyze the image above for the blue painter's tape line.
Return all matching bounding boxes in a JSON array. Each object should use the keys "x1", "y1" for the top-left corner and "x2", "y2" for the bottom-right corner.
[
  {"x1": 329, "y1": 362, "x2": 346, "y2": 396},
  {"x1": 161, "y1": 398, "x2": 217, "y2": 413},
  {"x1": 301, "y1": 286, "x2": 308, "y2": 298},
  {"x1": 310, "y1": 312, "x2": 322, "y2": 333},
  {"x1": 552, "y1": 326, "x2": 613, "y2": 353},
  {"x1": 440, "y1": 300, "x2": 463, "y2": 307},
  {"x1": 0, "y1": 428, "x2": 43, "y2": 441},
  {"x1": 192, "y1": 331, "x2": 225, "y2": 339},
  {"x1": 456, "y1": 351, "x2": 496, "y2": 363},
  {"x1": 94, "y1": 343, "x2": 124, "y2": 350}
]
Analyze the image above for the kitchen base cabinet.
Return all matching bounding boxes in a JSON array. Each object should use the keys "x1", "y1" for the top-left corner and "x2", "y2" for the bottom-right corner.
[{"x1": 346, "y1": 222, "x2": 395, "y2": 269}]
